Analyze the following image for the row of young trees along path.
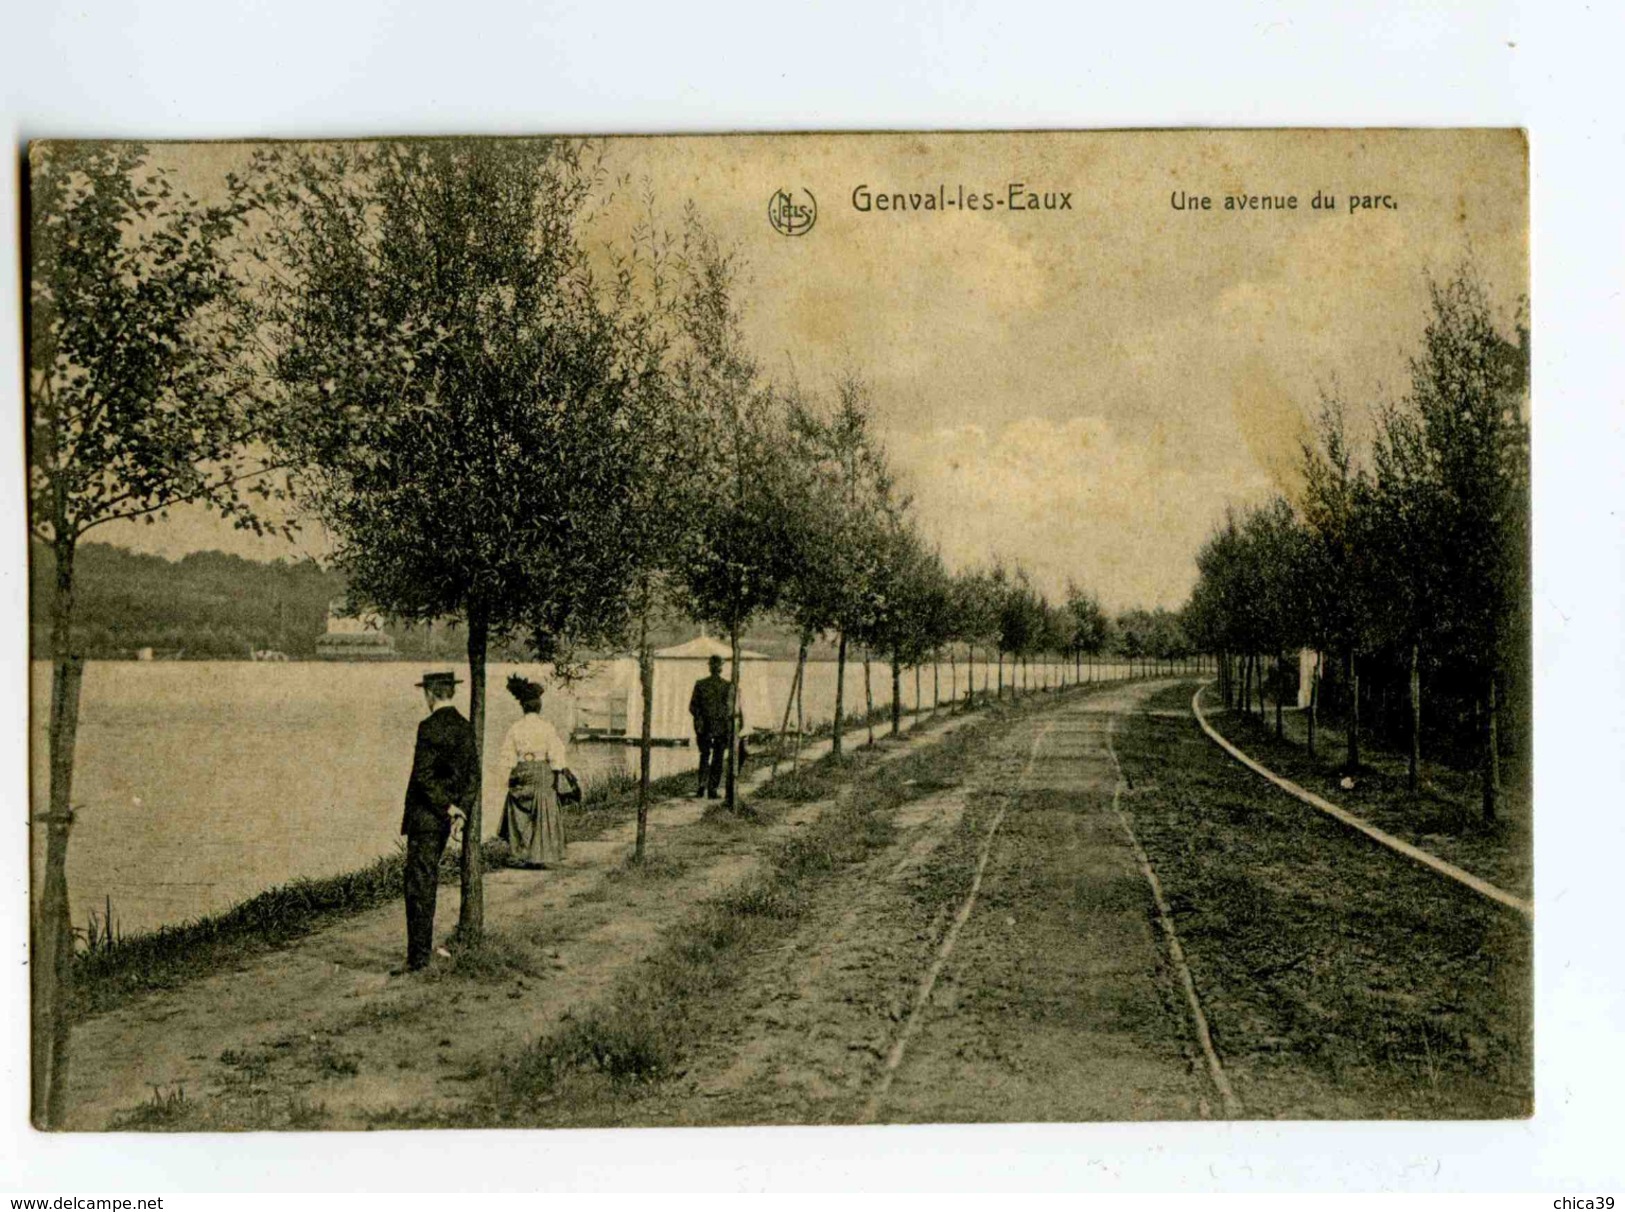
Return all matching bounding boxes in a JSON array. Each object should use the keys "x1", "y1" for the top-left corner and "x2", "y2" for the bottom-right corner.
[
  {"x1": 1184, "y1": 270, "x2": 1529, "y2": 822},
  {"x1": 26, "y1": 140, "x2": 1202, "y2": 1126}
]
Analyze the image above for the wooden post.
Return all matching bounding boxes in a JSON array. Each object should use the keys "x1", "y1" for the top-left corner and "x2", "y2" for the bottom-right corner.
[
  {"x1": 1347, "y1": 650, "x2": 1361, "y2": 772},
  {"x1": 1408, "y1": 641, "x2": 1421, "y2": 793},
  {"x1": 1275, "y1": 650, "x2": 1285, "y2": 739},
  {"x1": 458, "y1": 603, "x2": 489, "y2": 940}
]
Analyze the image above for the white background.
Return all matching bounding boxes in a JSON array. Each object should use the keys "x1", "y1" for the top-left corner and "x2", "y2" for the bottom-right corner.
[{"x1": 3, "y1": 0, "x2": 1622, "y2": 1195}]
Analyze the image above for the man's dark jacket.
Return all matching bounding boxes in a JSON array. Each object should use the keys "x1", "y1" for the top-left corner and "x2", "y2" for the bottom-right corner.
[
  {"x1": 401, "y1": 706, "x2": 479, "y2": 836},
  {"x1": 688, "y1": 674, "x2": 733, "y2": 738}
]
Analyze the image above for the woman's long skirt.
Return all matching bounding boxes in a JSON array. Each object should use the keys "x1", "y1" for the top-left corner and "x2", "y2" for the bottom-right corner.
[{"x1": 499, "y1": 761, "x2": 566, "y2": 868}]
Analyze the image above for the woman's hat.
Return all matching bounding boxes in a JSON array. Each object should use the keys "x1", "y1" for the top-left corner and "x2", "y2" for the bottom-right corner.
[
  {"x1": 507, "y1": 673, "x2": 544, "y2": 703},
  {"x1": 414, "y1": 671, "x2": 462, "y2": 692}
]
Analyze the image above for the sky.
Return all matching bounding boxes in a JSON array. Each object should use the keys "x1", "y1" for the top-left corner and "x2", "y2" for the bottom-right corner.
[{"x1": 92, "y1": 130, "x2": 1527, "y2": 611}]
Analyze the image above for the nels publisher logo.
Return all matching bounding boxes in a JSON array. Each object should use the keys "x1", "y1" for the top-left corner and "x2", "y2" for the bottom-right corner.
[{"x1": 768, "y1": 188, "x2": 817, "y2": 236}]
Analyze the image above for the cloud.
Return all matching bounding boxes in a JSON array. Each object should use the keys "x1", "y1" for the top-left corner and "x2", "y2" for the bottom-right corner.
[{"x1": 888, "y1": 414, "x2": 1275, "y2": 611}]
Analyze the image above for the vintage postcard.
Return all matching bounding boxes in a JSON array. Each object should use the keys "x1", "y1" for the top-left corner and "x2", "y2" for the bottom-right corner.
[{"x1": 26, "y1": 129, "x2": 1529, "y2": 1130}]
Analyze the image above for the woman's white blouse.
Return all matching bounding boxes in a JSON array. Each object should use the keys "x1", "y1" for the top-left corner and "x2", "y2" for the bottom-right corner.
[{"x1": 500, "y1": 714, "x2": 569, "y2": 770}]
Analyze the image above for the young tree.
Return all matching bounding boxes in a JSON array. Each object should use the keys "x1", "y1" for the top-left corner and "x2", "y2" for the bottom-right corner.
[
  {"x1": 1186, "y1": 512, "x2": 1249, "y2": 707},
  {"x1": 854, "y1": 515, "x2": 930, "y2": 738},
  {"x1": 953, "y1": 568, "x2": 1000, "y2": 708},
  {"x1": 256, "y1": 139, "x2": 663, "y2": 932},
  {"x1": 612, "y1": 208, "x2": 713, "y2": 860},
  {"x1": 907, "y1": 548, "x2": 956, "y2": 719},
  {"x1": 27, "y1": 143, "x2": 281, "y2": 1127},
  {"x1": 1066, "y1": 582, "x2": 1109, "y2": 684},
  {"x1": 996, "y1": 566, "x2": 1042, "y2": 699},
  {"x1": 1370, "y1": 398, "x2": 1445, "y2": 790},
  {"x1": 669, "y1": 228, "x2": 801, "y2": 809},
  {"x1": 1300, "y1": 396, "x2": 1379, "y2": 769},
  {"x1": 1241, "y1": 497, "x2": 1309, "y2": 738},
  {"x1": 783, "y1": 372, "x2": 895, "y2": 756},
  {"x1": 1391, "y1": 270, "x2": 1529, "y2": 818}
]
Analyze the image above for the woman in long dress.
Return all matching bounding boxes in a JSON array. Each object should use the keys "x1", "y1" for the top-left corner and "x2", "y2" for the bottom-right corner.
[{"x1": 497, "y1": 675, "x2": 573, "y2": 868}]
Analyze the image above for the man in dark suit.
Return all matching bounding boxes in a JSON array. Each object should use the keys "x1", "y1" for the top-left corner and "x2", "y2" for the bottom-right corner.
[
  {"x1": 398, "y1": 670, "x2": 478, "y2": 973},
  {"x1": 688, "y1": 654, "x2": 734, "y2": 799}
]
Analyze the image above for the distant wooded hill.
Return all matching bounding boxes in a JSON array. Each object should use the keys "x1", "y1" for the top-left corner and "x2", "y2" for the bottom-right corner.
[{"x1": 28, "y1": 543, "x2": 828, "y2": 662}]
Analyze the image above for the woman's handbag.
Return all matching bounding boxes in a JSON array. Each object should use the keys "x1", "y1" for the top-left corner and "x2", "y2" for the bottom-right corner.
[{"x1": 555, "y1": 769, "x2": 583, "y2": 807}]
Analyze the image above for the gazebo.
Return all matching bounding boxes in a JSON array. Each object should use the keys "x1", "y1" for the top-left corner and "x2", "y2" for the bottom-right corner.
[{"x1": 570, "y1": 635, "x2": 772, "y2": 745}]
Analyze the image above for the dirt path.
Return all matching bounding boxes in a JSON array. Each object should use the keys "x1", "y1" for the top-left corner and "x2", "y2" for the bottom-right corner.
[
  {"x1": 628, "y1": 679, "x2": 1225, "y2": 1126},
  {"x1": 63, "y1": 709, "x2": 972, "y2": 1130}
]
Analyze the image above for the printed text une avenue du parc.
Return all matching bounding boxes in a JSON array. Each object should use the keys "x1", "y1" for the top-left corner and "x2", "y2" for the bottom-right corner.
[{"x1": 1171, "y1": 188, "x2": 1400, "y2": 214}]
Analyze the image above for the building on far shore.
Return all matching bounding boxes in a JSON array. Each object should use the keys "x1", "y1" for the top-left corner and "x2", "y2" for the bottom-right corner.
[{"x1": 314, "y1": 600, "x2": 396, "y2": 661}]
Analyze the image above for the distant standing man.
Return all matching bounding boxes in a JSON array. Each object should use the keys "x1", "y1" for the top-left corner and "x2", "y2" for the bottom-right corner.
[
  {"x1": 689, "y1": 654, "x2": 735, "y2": 799},
  {"x1": 398, "y1": 671, "x2": 477, "y2": 973}
]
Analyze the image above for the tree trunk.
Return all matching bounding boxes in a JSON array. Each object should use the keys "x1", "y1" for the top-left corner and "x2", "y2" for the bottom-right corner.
[
  {"x1": 35, "y1": 536, "x2": 83, "y2": 1129},
  {"x1": 1408, "y1": 641, "x2": 1422, "y2": 793},
  {"x1": 932, "y1": 655, "x2": 940, "y2": 718},
  {"x1": 832, "y1": 630, "x2": 848, "y2": 756},
  {"x1": 949, "y1": 648, "x2": 957, "y2": 714},
  {"x1": 1346, "y1": 650, "x2": 1361, "y2": 772},
  {"x1": 1307, "y1": 650, "x2": 1321, "y2": 758},
  {"x1": 914, "y1": 662, "x2": 922, "y2": 727},
  {"x1": 1482, "y1": 668, "x2": 1500, "y2": 822},
  {"x1": 459, "y1": 604, "x2": 489, "y2": 940},
  {"x1": 996, "y1": 652, "x2": 1004, "y2": 701},
  {"x1": 1240, "y1": 654, "x2": 1251, "y2": 719},
  {"x1": 864, "y1": 649, "x2": 875, "y2": 747},
  {"x1": 891, "y1": 655, "x2": 902, "y2": 738},
  {"x1": 634, "y1": 610, "x2": 655, "y2": 862},
  {"x1": 1275, "y1": 650, "x2": 1285, "y2": 739},
  {"x1": 725, "y1": 624, "x2": 742, "y2": 810}
]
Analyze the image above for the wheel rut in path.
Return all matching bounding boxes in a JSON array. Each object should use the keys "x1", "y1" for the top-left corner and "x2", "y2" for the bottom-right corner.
[
  {"x1": 863, "y1": 679, "x2": 1226, "y2": 1123},
  {"x1": 630, "y1": 680, "x2": 1231, "y2": 1126}
]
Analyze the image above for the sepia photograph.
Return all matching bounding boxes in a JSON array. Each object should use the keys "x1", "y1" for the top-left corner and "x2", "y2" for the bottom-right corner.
[{"x1": 25, "y1": 129, "x2": 1531, "y2": 1134}]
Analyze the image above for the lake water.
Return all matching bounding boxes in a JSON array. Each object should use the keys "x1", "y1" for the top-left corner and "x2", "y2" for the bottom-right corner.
[{"x1": 28, "y1": 654, "x2": 1139, "y2": 934}]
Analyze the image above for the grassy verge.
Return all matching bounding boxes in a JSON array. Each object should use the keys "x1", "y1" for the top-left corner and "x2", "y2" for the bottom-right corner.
[
  {"x1": 70, "y1": 840, "x2": 512, "y2": 1019},
  {"x1": 1195, "y1": 684, "x2": 1530, "y2": 897},
  {"x1": 1114, "y1": 693, "x2": 1532, "y2": 1118}
]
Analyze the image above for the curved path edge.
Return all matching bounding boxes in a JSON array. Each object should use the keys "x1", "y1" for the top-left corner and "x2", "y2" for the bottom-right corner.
[{"x1": 1190, "y1": 683, "x2": 1532, "y2": 922}]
